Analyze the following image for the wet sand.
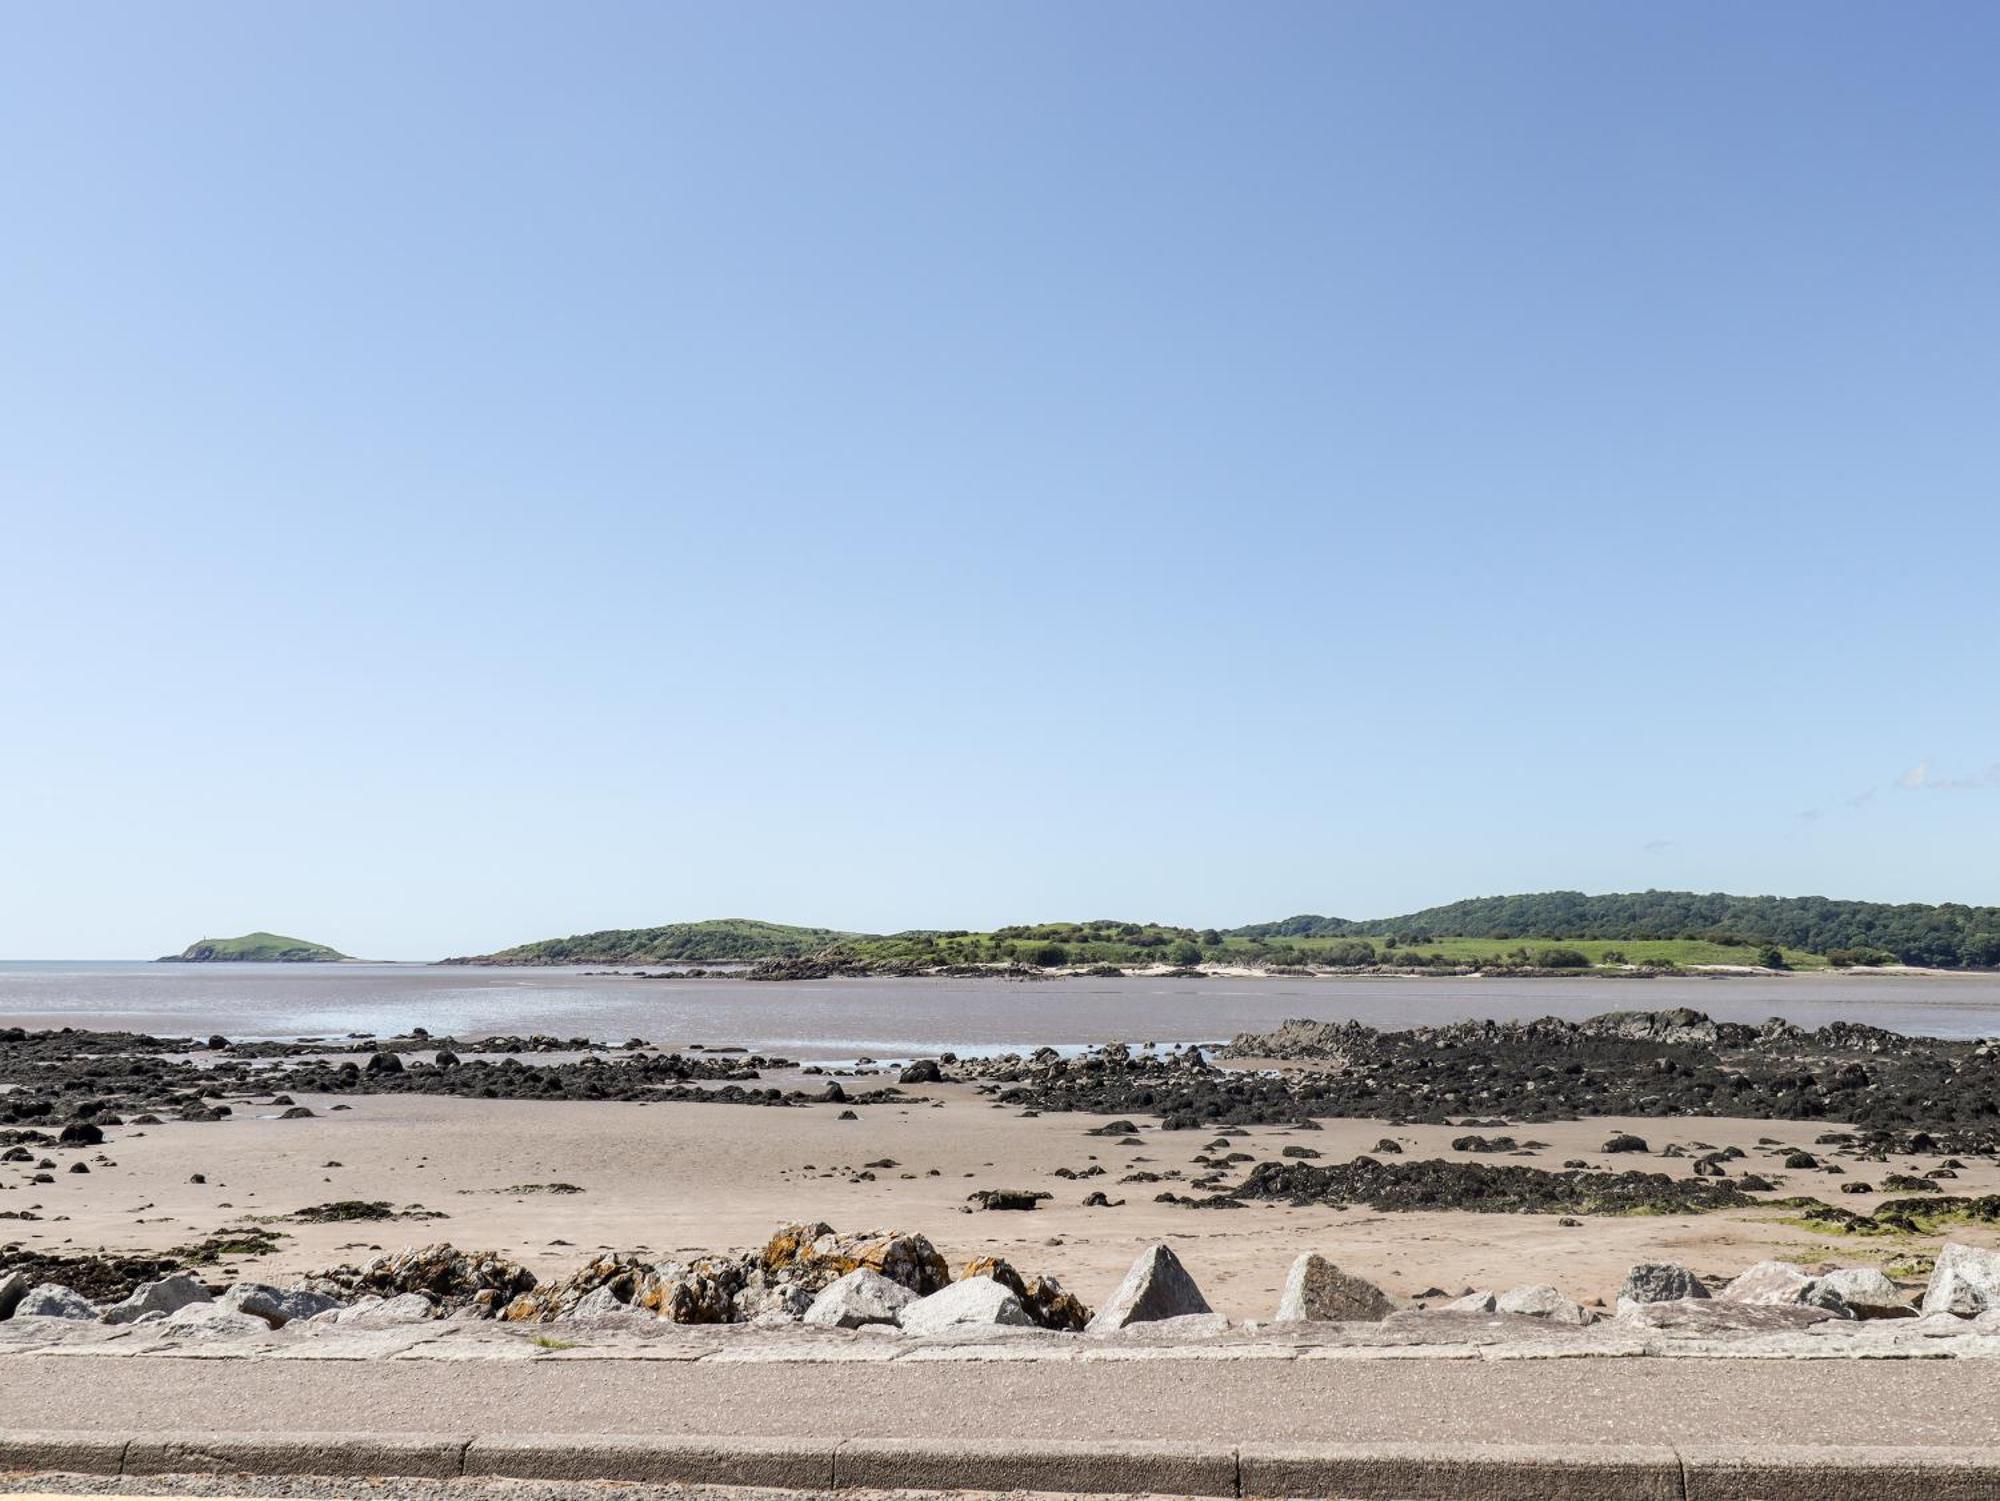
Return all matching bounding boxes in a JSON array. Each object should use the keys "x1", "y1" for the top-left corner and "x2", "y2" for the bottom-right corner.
[{"x1": 10, "y1": 1083, "x2": 1996, "y2": 1316}]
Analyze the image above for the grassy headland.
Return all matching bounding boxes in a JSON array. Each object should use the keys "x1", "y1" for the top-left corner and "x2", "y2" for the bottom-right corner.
[
  {"x1": 447, "y1": 918, "x2": 852, "y2": 966},
  {"x1": 451, "y1": 890, "x2": 2000, "y2": 974},
  {"x1": 160, "y1": 932, "x2": 349, "y2": 963}
]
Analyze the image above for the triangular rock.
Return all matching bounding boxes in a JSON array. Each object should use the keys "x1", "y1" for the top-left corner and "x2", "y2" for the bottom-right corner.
[
  {"x1": 1274, "y1": 1253, "x2": 1392, "y2": 1322},
  {"x1": 1085, "y1": 1243, "x2": 1211, "y2": 1332}
]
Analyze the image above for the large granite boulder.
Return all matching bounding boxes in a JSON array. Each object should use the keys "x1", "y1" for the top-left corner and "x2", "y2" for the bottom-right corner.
[
  {"x1": 102, "y1": 1274, "x2": 211, "y2": 1326},
  {"x1": 13, "y1": 1284, "x2": 96, "y2": 1320},
  {"x1": 1085, "y1": 1244, "x2": 1211, "y2": 1332},
  {"x1": 1442, "y1": 1290, "x2": 1497, "y2": 1313},
  {"x1": 802, "y1": 1269, "x2": 917, "y2": 1329},
  {"x1": 900, "y1": 1276, "x2": 1036, "y2": 1336},
  {"x1": 1274, "y1": 1254, "x2": 1393, "y2": 1322},
  {"x1": 1815, "y1": 1267, "x2": 1914, "y2": 1320},
  {"x1": 1922, "y1": 1243, "x2": 2000, "y2": 1317},
  {"x1": 1618, "y1": 1262, "x2": 1709, "y2": 1305},
  {"x1": 958, "y1": 1256, "x2": 1091, "y2": 1332},
  {"x1": 217, "y1": 1283, "x2": 343, "y2": 1328},
  {"x1": 1495, "y1": 1285, "x2": 1591, "y2": 1324},
  {"x1": 1717, "y1": 1260, "x2": 1850, "y2": 1316}
]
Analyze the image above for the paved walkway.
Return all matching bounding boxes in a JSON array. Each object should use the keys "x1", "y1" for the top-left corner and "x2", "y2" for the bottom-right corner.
[{"x1": 3, "y1": 1349, "x2": 1998, "y2": 1446}]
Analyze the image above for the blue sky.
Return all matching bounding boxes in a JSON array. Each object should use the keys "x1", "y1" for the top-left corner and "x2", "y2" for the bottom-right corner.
[{"x1": 3, "y1": 3, "x2": 1997, "y2": 958}]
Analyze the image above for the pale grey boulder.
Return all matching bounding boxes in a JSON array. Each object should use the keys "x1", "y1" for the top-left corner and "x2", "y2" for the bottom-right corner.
[
  {"x1": 1618, "y1": 1262, "x2": 1709, "y2": 1305},
  {"x1": 157, "y1": 1304, "x2": 272, "y2": 1337},
  {"x1": 14, "y1": 1284, "x2": 96, "y2": 1320},
  {"x1": 568, "y1": 1286, "x2": 632, "y2": 1319},
  {"x1": 1719, "y1": 1260, "x2": 1852, "y2": 1318},
  {"x1": 327, "y1": 1292, "x2": 438, "y2": 1325},
  {"x1": 1618, "y1": 1299, "x2": 1839, "y2": 1333},
  {"x1": 733, "y1": 1275, "x2": 814, "y2": 1323},
  {"x1": 1922, "y1": 1243, "x2": 2000, "y2": 1317},
  {"x1": 803, "y1": 1268, "x2": 918, "y2": 1329},
  {"x1": 102, "y1": 1273, "x2": 210, "y2": 1326},
  {"x1": 1275, "y1": 1254, "x2": 1393, "y2": 1322},
  {"x1": 1442, "y1": 1290, "x2": 1497, "y2": 1313},
  {"x1": 1084, "y1": 1244, "x2": 1212, "y2": 1332},
  {"x1": 218, "y1": 1283, "x2": 343, "y2": 1328},
  {"x1": 1719, "y1": 1260, "x2": 1814, "y2": 1304},
  {"x1": 1121, "y1": 1311, "x2": 1230, "y2": 1338},
  {"x1": 1495, "y1": 1285, "x2": 1592, "y2": 1324},
  {"x1": 899, "y1": 1276, "x2": 1035, "y2": 1336},
  {"x1": 1815, "y1": 1267, "x2": 1914, "y2": 1320}
]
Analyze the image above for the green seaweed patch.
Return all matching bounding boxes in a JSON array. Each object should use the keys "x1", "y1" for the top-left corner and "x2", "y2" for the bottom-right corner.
[
  {"x1": 1784, "y1": 1192, "x2": 2000, "y2": 1238},
  {"x1": 173, "y1": 1226, "x2": 288, "y2": 1262}
]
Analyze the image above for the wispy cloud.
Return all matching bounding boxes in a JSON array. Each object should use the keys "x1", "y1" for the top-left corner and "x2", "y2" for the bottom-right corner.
[
  {"x1": 1643, "y1": 838, "x2": 1676, "y2": 853},
  {"x1": 1898, "y1": 760, "x2": 2000, "y2": 792}
]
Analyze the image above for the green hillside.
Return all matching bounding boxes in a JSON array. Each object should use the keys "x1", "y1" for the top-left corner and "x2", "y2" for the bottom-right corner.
[
  {"x1": 161, "y1": 932, "x2": 348, "y2": 963},
  {"x1": 449, "y1": 918, "x2": 853, "y2": 966},
  {"x1": 1230, "y1": 890, "x2": 2000, "y2": 969}
]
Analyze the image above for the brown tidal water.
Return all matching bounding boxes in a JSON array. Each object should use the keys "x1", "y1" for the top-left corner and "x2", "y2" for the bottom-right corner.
[{"x1": 5, "y1": 962, "x2": 2000, "y2": 1060}]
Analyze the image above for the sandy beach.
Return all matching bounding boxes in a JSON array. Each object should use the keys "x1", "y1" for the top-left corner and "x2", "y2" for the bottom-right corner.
[{"x1": 12, "y1": 1079, "x2": 1997, "y2": 1317}]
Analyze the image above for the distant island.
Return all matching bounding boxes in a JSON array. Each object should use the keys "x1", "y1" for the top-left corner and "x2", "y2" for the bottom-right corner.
[
  {"x1": 446, "y1": 890, "x2": 2000, "y2": 974},
  {"x1": 159, "y1": 931, "x2": 350, "y2": 963}
]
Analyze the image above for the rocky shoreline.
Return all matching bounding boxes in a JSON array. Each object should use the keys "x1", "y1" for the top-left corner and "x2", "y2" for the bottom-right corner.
[
  {"x1": 958, "y1": 1008, "x2": 2000, "y2": 1137},
  {"x1": 12, "y1": 1005, "x2": 2000, "y2": 1138},
  {"x1": 9, "y1": 1219, "x2": 2000, "y2": 1350}
]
